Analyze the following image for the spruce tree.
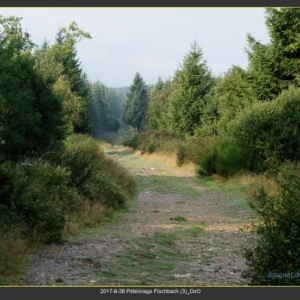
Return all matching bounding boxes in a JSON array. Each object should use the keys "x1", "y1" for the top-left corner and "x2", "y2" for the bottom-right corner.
[
  {"x1": 122, "y1": 73, "x2": 149, "y2": 131},
  {"x1": 170, "y1": 42, "x2": 213, "y2": 135},
  {"x1": 247, "y1": 8, "x2": 300, "y2": 100},
  {"x1": 49, "y1": 22, "x2": 92, "y2": 133}
]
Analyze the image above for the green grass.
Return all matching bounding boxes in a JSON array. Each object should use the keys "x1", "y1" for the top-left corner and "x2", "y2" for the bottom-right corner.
[
  {"x1": 172, "y1": 221, "x2": 206, "y2": 238},
  {"x1": 67, "y1": 199, "x2": 135, "y2": 241},
  {"x1": 92, "y1": 232, "x2": 193, "y2": 284},
  {"x1": 170, "y1": 216, "x2": 187, "y2": 222},
  {"x1": 192, "y1": 175, "x2": 224, "y2": 191},
  {"x1": 192, "y1": 175, "x2": 253, "y2": 214},
  {"x1": 114, "y1": 233, "x2": 180, "y2": 274},
  {"x1": 184, "y1": 226, "x2": 205, "y2": 237},
  {"x1": 132, "y1": 174, "x2": 199, "y2": 197}
]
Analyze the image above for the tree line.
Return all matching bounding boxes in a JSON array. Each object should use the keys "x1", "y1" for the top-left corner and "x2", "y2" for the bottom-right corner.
[
  {"x1": 0, "y1": 15, "x2": 134, "y2": 283},
  {"x1": 122, "y1": 8, "x2": 300, "y2": 286},
  {"x1": 0, "y1": 15, "x2": 125, "y2": 162},
  {"x1": 124, "y1": 8, "x2": 300, "y2": 174}
]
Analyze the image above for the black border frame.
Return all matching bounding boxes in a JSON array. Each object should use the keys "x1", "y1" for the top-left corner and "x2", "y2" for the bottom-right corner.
[
  {"x1": 1, "y1": 2, "x2": 300, "y2": 299},
  {"x1": 0, "y1": 0, "x2": 299, "y2": 7}
]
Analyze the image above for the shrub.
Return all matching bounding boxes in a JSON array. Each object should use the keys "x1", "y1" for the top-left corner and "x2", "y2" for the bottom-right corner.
[
  {"x1": 242, "y1": 162, "x2": 300, "y2": 285},
  {"x1": 86, "y1": 175, "x2": 127, "y2": 208},
  {"x1": 137, "y1": 129, "x2": 182, "y2": 155},
  {"x1": 229, "y1": 85, "x2": 300, "y2": 171},
  {"x1": 176, "y1": 136, "x2": 217, "y2": 166},
  {"x1": 53, "y1": 134, "x2": 136, "y2": 208},
  {"x1": 0, "y1": 160, "x2": 80, "y2": 244},
  {"x1": 123, "y1": 134, "x2": 139, "y2": 149},
  {"x1": 199, "y1": 136, "x2": 255, "y2": 177}
]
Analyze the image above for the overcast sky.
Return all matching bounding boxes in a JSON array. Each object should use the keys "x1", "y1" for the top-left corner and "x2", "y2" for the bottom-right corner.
[{"x1": 1, "y1": 8, "x2": 270, "y2": 88}]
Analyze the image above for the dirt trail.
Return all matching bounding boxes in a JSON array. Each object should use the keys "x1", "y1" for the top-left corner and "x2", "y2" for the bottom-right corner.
[{"x1": 19, "y1": 146, "x2": 256, "y2": 286}]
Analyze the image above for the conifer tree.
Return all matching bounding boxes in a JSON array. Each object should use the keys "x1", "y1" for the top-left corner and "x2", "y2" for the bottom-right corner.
[
  {"x1": 170, "y1": 42, "x2": 213, "y2": 135},
  {"x1": 123, "y1": 73, "x2": 149, "y2": 131},
  {"x1": 247, "y1": 8, "x2": 300, "y2": 100}
]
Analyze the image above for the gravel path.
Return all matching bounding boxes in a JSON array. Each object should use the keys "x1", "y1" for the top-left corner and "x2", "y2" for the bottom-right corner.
[{"x1": 18, "y1": 147, "x2": 256, "y2": 286}]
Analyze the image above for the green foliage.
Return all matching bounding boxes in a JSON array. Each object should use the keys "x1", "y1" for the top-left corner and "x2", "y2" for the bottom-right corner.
[
  {"x1": 137, "y1": 130, "x2": 181, "y2": 155},
  {"x1": 170, "y1": 42, "x2": 214, "y2": 135},
  {"x1": 54, "y1": 134, "x2": 136, "y2": 206},
  {"x1": 170, "y1": 216, "x2": 187, "y2": 222},
  {"x1": 247, "y1": 8, "x2": 300, "y2": 100},
  {"x1": 176, "y1": 135, "x2": 217, "y2": 166},
  {"x1": 0, "y1": 15, "x2": 137, "y2": 280},
  {"x1": 85, "y1": 175, "x2": 127, "y2": 208},
  {"x1": 0, "y1": 160, "x2": 80, "y2": 244},
  {"x1": 0, "y1": 134, "x2": 136, "y2": 245},
  {"x1": 88, "y1": 82, "x2": 108, "y2": 137},
  {"x1": 0, "y1": 16, "x2": 67, "y2": 161},
  {"x1": 243, "y1": 162, "x2": 300, "y2": 285},
  {"x1": 229, "y1": 86, "x2": 300, "y2": 171},
  {"x1": 88, "y1": 81, "x2": 124, "y2": 137},
  {"x1": 199, "y1": 136, "x2": 255, "y2": 177},
  {"x1": 0, "y1": 15, "x2": 35, "y2": 52},
  {"x1": 197, "y1": 66, "x2": 256, "y2": 136},
  {"x1": 123, "y1": 134, "x2": 139, "y2": 149},
  {"x1": 246, "y1": 34, "x2": 280, "y2": 100},
  {"x1": 34, "y1": 40, "x2": 88, "y2": 135},
  {"x1": 49, "y1": 22, "x2": 92, "y2": 134},
  {"x1": 265, "y1": 8, "x2": 300, "y2": 85},
  {"x1": 123, "y1": 73, "x2": 149, "y2": 131},
  {"x1": 55, "y1": 134, "x2": 104, "y2": 193},
  {"x1": 106, "y1": 114, "x2": 120, "y2": 132},
  {"x1": 145, "y1": 78, "x2": 175, "y2": 132}
]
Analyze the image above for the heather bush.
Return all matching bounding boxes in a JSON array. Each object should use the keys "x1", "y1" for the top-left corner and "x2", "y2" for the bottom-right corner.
[
  {"x1": 55, "y1": 134, "x2": 135, "y2": 207},
  {"x1": 242, "y1": 162, "x2": 300, "y2": 285}
]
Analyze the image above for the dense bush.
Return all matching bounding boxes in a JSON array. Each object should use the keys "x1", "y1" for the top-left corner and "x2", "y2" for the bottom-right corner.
[
  {"x1": 86, "y1": 175, "x2": 127, "y2": 208},
  {"x1": 52, "y1": 134, "x2": 136, "y2": 205},
  {"x1": 0, "y1": 160, "x2": 80, "y2": 244},
  {"x1": 0, "y1": 134, "x2": 136, "y2": 245},
  {"x1": 242, "y1": 162, "x2": 300, "y2": 285},
  {"x1": 53, "y1": 134, "x2": 105, "y2": 193},
  {"x1": 0, "y1": 44, "x2": 67, "y2": 161},
  {"x1": 199, "y1": 136, "x2": 255, "y2": 177},
  {"x1": 229, "y1": 86, "x2": 300, "y2": 171}
]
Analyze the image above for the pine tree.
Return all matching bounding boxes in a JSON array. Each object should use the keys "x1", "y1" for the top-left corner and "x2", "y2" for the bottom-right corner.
[
  {"x1": 49, "y1": 22, "x2": 92, "y2": 133},
  {"x1": 145, "y1": 78, "x2": 175, "y2": 132},
  {"x1": 122, "y1": 73, "x2": 149, "y2": 131},
  {"x1": 170, "y1": 42, "x2": 213, "y2": 135},
  {"x1": 198, "y1": 66, "x2": 256, "y2": 136},
  {"x1": 247, "y1": 8, "x2": 300, "y2": 100}
]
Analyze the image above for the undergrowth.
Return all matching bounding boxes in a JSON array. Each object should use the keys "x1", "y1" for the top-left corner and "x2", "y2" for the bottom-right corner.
[{"x1": 0, "y1": 134, "x2": 136, "y2": 284}]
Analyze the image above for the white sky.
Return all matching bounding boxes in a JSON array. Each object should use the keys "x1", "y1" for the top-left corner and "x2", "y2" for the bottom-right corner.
[{"x1": 1, "y1": 8, "x2": 270, "y2": 88}]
